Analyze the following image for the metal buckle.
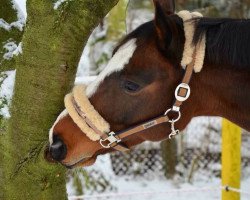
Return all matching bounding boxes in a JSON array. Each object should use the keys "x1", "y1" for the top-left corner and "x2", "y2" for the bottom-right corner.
[
  {"x1": 175, "y1": 83, "x2": 191, "y2": 102},
  {"x1": 168, "y1": 120, "x2": 180, "y2": 139},
  {"x1": 99, "y1": 132, "x2": 121, "y2": 148}
]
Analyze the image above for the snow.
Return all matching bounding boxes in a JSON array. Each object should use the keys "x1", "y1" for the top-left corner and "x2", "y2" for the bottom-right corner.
[
  {"x1": 11, "y1": 0, "x2": 26, "y2": 29},
  {"x1": 126, "y1": 9, "x2": 154, "y2": 33},
  {"x1": 185, "y1": 116, "x2": 222, "y2": 152},
  {"x1": 0, "y1": 1, "x2": 26, "y2": 31},
  {"x1": 13, "y1": 0, "x2": 26, "y2": 20},
  {"x1": 0, "y1": 17, "x2": 24, "y2": 32},
  {"x1": 54, "y1": 0, "x2": 67, "y2": 10},
  {"x1": 3, "y1": 41, "x2": 22, "y2": 60},
  {"x1": 77, "y1": 23, "x2": 116, "y2": 77},
  {"x1": 0, "y1": 19, "x2": 12, "y2": 31},
  {"x1": 0, "y1": 70, "x2": 16, "y2": 118},
  {"x1": 76, "y1": 42, "x2": 92, "y2": 77},
  {"x1": 67, "y1": 155, "x2": 250, "y2": 200}
]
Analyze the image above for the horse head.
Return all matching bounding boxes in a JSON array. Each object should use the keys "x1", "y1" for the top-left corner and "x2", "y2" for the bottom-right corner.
[{"x1": 45, "y1": 0, "x2": 200, "y2": 168}]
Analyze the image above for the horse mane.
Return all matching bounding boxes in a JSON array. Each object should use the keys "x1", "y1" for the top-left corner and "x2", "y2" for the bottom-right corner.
[
  {"x1": 193, "y1": 17, "x2": 250, "y2": 69},
  {"x1": 115, "y1": 16, "x2": 250, "y2": 71}
]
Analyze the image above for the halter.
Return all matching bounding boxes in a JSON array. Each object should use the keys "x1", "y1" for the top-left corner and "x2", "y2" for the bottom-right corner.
[
  {"x1": 64, "y1": 11, "x2": 205, "y2": 152},
  {"x1": 70, "y1": 61, "x2": 193, "y2": 152}
]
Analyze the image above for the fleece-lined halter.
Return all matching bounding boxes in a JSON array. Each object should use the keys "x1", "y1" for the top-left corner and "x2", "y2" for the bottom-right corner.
[{"x1": 60, "y1": 11, "x2": 206, "y2": 152}]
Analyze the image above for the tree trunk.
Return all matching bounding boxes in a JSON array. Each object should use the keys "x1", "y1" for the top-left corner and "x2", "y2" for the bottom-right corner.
[
  {"x1": 1, "y1": 0, "x2": 118, "y2": 199},
  {"x1": 0, "y1": 0, "x2": 24, "y2": 198},
  {"x1": 161, "y1": 139, "x2": 178, "y2": 179},
  {"x1": 107, "y1": 0, "x2": 128, "y2": 40},
  {"x1": 0, "y1": 0, "x2": 23, "y2": 72}
]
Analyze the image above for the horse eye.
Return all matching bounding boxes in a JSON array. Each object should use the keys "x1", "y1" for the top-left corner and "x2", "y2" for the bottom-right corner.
[{"x1": 123, "y1": 80, "x2": 141, "y2": 93}]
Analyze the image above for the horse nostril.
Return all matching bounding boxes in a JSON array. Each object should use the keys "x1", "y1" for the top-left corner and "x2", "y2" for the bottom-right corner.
[{"x1": 50, "y1": 136, "x2": 67, "y2": 161}]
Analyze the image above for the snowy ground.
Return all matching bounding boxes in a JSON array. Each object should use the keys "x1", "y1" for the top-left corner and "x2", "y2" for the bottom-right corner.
[{"x1": 67, "y1": 155, "x2": 250, "y2": 200}]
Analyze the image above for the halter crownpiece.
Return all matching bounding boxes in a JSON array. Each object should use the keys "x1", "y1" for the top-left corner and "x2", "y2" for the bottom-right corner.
[
  {"x1": 60, "y1": 10, "x2": 205, "y2": 151},
  {"x1": 177, "y1": 10, "x2": 206, "y2": 72}
]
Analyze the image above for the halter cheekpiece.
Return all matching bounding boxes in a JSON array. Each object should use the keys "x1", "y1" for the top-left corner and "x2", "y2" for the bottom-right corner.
[{"x1": 64, "y1": 11, "x2": 206, "y2": 152}]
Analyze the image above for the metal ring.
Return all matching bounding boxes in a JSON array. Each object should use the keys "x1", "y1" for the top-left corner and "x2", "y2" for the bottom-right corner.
[
  {"x1": 99, "y1": 139, "x2": 111, "y2": 149},
  {"x1": 164, "y1": 108, "x2": 181, "y2": 123}
]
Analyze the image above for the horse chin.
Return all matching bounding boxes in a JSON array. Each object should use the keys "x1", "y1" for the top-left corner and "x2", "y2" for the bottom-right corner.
[
  {"x1": 64, "y1": 156, "x2": 97, "y2": 169},
  {"x1": 44, "y1": 146, "x2": 57, "y2": 164},
  {"x1": 77, "y1": 156, "x2": 97, "y2": 167}
]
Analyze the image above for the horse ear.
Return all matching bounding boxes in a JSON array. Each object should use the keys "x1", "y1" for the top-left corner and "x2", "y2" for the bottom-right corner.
[
  {"x1": 153, "y1": 0, "x2": 176, "y2": 50},
  {"x1": 153, "y1": 0, "x2": 175, "y2": 15}
]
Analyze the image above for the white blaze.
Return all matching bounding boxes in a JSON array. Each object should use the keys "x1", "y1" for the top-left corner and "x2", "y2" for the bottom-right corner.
[
  {"x1": 49, "y1": 109, "x2": 68, "y2": 145},
  {"x1": 86, "y1": 39, "x2": 137, "y2": 97}
]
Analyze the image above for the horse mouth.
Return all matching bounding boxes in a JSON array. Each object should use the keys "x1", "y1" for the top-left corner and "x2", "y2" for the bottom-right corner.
[
  {"x1": 44, "y1": 146, "x2": 57, "y2": 164},
  {"x1": 44, "y1": 146, "x2": 97, "y2": 168},
  {"x1": 62, "y1": 156, "x2": 97, "y2": 168}
]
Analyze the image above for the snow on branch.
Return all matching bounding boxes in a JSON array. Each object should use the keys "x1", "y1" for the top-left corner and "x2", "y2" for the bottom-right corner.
[
  {"x1": 0, "y1": 70, "x2": 16, "y2": 118},
  {"x1": 0, "y1": 18, "x2": 23, "y2": 32},
  {"x1": 54, "y1": 0, "x2": 67, "y2": 10},
  {"x1": 11, "y1": 0, "x2": 26, "y2": 21},
  {"x1": 3, "y1": 41, "x2": 22, "y2": 60},
  {"x1": 0, "y1": 1, "x2": 26, "y2": 32}
]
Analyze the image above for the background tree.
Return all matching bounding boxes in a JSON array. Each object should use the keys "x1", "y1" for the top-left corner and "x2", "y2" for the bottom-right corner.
[{"x1": 0, "y1": 0, "x2": 118, "y2": 199}]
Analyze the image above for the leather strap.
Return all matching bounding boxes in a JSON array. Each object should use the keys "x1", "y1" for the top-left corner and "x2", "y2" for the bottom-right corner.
[{"x1": 117, "y1": 115, "x2": 169, "y2": 139}]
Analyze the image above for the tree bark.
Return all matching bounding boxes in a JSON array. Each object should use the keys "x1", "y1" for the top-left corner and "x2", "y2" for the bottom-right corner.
[
  {"x1": 1, "y1": 0, "x2": 118, "y2": 199},
  {"x1": 161, "y1": 139, "x2": 178, "y2": 179},
  {"x1": 0, "y1": 0, "x2": 23, "y2": 72},
  {"x1": 0, "y1": 0, "x2": 23, "y2": 197},
  {"x1": 107, "y1": 0, "x2": 128, "y2": 40}
]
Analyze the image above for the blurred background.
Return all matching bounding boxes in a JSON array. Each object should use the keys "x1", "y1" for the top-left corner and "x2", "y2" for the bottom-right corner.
[{"x1": 1, "y1": 0, "x2": 250, "y2": 199}]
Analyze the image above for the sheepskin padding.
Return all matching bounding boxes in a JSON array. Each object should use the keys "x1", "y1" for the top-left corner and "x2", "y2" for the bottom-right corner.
[
  {"x1": 65, "y1": 93, "x2": 101, "y2": 141},
  {"x1": 64, "y1": 85, "x2": 110, "y2": 141},
  {"x1": 177, "y1": 10, "x2": 206, "y2": 73},
  {"x1": 73, "y1": 85, "x2": 110, "y2": 133}
]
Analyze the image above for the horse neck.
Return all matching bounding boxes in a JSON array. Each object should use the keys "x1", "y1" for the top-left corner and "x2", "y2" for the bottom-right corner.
[{"x1": 189, "y1": 63, "x2": 250, "y2": 131}]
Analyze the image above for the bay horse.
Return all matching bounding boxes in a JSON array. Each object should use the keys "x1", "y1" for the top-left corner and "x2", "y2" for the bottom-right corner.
[{"x1": 45, "y1": 0, "x2": 250, "y2": 168}]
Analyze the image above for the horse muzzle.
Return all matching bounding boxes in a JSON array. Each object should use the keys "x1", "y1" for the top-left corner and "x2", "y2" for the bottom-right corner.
[{"x1": 44, "y1": 135, "x2": 67, "y2": 163}]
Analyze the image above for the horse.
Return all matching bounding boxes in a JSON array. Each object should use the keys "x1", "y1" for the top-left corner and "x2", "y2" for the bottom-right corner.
[{"x1": 45, "y1": 0, "x2": 250, "y2": 168}]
